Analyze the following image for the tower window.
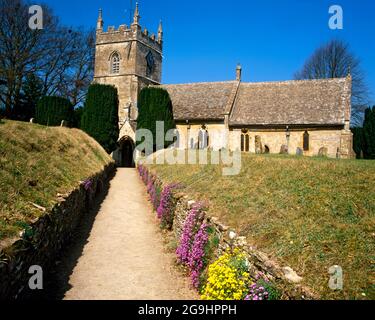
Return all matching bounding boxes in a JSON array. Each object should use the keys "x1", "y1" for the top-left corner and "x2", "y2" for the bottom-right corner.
[
  {"x1": 303, "y1": 131, "x2": 310, "y2": 151},
  {"x1": 146, "y1": 51, "x2": 155, "y2": 77},
  {"x1": 111, "y1": 52, "x2": 120, "y2": 74}
]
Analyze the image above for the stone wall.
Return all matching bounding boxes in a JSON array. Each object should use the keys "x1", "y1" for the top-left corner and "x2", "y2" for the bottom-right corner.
[
  {"x1": 171, "y1": 192, "x2": 319, "y2": 300},
  {"x1": 0, "y1": 163, "x2": 116, "y2": 300},
  {"x1": 175, "y1": 124, "x2": 354, "y2": 159}
]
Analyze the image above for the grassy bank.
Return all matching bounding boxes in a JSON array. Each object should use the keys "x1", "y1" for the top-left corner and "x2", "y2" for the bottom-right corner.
[
  {"x1": 149, "y1": 152, "x2": 375, "y2": 299},
  {"x1": 0, "y1": 120, "x2": 113, "y2": 242}
]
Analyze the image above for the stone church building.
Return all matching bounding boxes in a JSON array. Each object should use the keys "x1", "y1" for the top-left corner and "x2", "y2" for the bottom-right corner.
[{"x1": 93, "y1": 6, "x2": 354, "y2": 167}]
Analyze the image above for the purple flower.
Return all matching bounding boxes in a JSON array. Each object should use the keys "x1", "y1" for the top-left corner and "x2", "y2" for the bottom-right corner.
[
  {"x1": 157, "y1": 183, "x2": 180, "y2": 229},
  {"x1": 83, "y1": 179, "x2": 93, "y2": 191},
  {"x1": 188, "y1": 223, "x2": 210, "y2": 288},
  {"x1": 244, "y1": 279, "x2": 270, "y2": 301},
  {"x1": 176, "y1": 203, "x2": 204, "y2": 264}
]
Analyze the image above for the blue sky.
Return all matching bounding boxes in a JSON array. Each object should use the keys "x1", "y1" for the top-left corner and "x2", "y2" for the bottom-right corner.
[{"x1": 46, "y1": 0, "x2": 375, "y2": 105}]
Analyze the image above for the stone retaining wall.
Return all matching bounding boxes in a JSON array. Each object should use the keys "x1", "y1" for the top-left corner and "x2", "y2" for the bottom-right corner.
[
  {"x1": 172, "y1": 193, "x2": 319, "y2": 300},
  {"x1": 0, "y1": 163, "x2": 116, "y2": 300}
]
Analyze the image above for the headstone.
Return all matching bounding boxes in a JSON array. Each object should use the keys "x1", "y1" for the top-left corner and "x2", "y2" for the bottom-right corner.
[
  {"x1": 336, "y1": 148, "x2": 341, "y2": 159},
  {"x1": 318, "y1": 147, "x2": 328, "y2": 157},
  {"x1": 30, "y1": 118, "x2": 35, "y2": 123},
  {"x1": 255, "y1": 135, "x2": 263, "y2": 154},
  {"x1": 280, "y1": 144, "x2": 288, "y2": 154},
  {"x1": 296, "y1": 147, "x2": 304, "y2": 156}
]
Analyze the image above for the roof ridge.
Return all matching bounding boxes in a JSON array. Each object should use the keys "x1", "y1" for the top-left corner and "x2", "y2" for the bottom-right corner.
[
  {"x1": 162, "y1": 80, "x2": 237, "y2": 86},
  {"x1": 240, "y1": 78, "x2": 347, "y2": 86}
]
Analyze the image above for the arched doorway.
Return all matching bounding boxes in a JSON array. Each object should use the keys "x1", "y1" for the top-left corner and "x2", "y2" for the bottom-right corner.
[{"x1": 119, "y1": 137, "x2": 135, "y2": 168}]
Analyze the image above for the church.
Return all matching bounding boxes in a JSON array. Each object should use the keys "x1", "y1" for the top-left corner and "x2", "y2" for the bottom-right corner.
[{"x1": 93, "y1": 5, "x2": 355, "y2": 167}]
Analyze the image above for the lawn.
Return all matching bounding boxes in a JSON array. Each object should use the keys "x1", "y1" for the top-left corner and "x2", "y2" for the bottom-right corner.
[
  {"x1": 0, "y1": 120, "x2": 113, "y2": 243},
  {"x1": 149, "y1": 151, "x2": 375, "y2": 300}
]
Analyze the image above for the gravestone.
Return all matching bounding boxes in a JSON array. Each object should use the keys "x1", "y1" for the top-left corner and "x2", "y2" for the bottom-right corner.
[
  {"x1": 255, "y1": 136, "x2": 263, "y2": 154},
  {"x1": 318, "y1": 147, "x2": 328, "y2": 157},
  {"x1": 336, "y1": 148, "x2": 341, "y2": 159},
  {"x1": 280, "y1": 144, "x2": 288, "y2": 154},
  {"x1": 296, "y1": 147, "x2": 304, "y2": 156}
]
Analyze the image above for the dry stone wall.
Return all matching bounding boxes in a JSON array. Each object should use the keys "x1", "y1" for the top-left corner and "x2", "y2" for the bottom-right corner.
[
  {"x1": 0, "y1": 163, "x2": 116, "y2": 300},
  {"x1": 171, "y1": 192, "x2": 319, "y2": 300}
]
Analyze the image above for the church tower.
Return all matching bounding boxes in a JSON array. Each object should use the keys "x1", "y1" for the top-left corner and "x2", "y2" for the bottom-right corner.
[{"x1": 94, "y1": 4, "x2": 163, "y2": 127}]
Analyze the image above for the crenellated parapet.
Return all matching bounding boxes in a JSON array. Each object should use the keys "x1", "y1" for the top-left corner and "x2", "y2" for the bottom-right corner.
[
  {"x1": 96, "y1": 25, "x2": 162, "y2": 51},
  {"x1": 96, "y1": 4, "x2": 162, "y2": 50}
]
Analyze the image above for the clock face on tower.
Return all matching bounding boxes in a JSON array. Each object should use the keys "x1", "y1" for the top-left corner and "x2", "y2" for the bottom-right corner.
[{"x1": 146, "y1": 51, "x2": 155, "y2": 77}]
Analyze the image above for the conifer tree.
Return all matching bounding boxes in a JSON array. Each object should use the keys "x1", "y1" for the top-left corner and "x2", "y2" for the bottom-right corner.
[
  {"x1": 136, "y1": 87, "x2": 175, "y2": 151},
  {"x1": 81, "y1": 84, "x2": 119, "y2": 154}
]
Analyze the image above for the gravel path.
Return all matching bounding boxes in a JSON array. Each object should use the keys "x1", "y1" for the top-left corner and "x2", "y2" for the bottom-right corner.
[{"x1": 62, "y1": 168, "x2": 197, "y2": 300}]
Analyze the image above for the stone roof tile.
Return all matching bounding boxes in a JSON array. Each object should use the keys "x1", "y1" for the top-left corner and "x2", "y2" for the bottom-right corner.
[
  {"x1": 229, "y1": 78, "x2": 349, "y2": 126},
  {"x1": 161, "y1": 81, "x2": 238, "y2": 121}
]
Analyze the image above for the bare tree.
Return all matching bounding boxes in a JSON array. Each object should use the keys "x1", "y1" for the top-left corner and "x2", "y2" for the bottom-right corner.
[
  {"x1": 58, "y1": 29, "x2": 95, "y2": 107},
  {"x1": 0, "y1": 0, "x2": 94, "y2": 118},
  {"x1": 295, "y1": 39, "x2": 369, "y2": 126},
  {"x1": 0, "y1": 0, "x2": 50, "y2": 117}
]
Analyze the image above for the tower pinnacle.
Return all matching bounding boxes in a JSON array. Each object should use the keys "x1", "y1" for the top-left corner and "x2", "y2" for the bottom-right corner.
[
  {"x1": 133, "y1": 2, "x2": 140, "y2": 25},
  {"x1": 97, "y1": 8, "x2": 104, "y2": 31},
  {"x1": 157, "y1": 20, "x2": 163, "y2": 43}
]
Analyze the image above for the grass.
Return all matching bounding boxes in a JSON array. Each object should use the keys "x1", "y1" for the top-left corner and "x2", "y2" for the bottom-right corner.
[
  {"x1": 0, "y1": 120, "x2": 113, "y2": 242},
  {"x1": 148, "y1": 151, "x2": 375, "y2": 300}
]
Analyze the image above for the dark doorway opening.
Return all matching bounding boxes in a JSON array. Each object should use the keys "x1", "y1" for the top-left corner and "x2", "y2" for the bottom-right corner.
[{"x1": 120, "y1": 137, "x2": 135, "y2": 168}]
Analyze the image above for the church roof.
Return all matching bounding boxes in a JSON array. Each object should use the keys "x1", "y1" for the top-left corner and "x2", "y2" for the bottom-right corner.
[
  {"x1": 161, "y1": 77, "x2": 350, "y2": 126},
  {"x1": 229, "y1": 78, "x2": 350, "y2": 127},
  {"x1": 161, "y1": 81, "x2": 238, "y2": 121}
]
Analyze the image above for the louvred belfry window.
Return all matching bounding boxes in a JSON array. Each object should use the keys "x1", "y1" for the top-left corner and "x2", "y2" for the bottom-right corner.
[{"x1": 111, "y1": 53, "x2": 120, "y2": 74}]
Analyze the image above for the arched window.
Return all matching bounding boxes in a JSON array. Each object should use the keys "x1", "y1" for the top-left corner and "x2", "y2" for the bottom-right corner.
[
  {"x1": 303, "y1": 131, "x2": 310, "y2": 151},
  {"x1": 111, "y1": 52, "x2": 120, "y2": 74},
  {"x1": 198, "y1": 126, "x2": 209, "y2": 149},
  {"x1": 241, "y1": 129, "x2": 250, "y2": 152},
  {"x1": 173, "y1": 130, "x2": 180, "y2": 148}
]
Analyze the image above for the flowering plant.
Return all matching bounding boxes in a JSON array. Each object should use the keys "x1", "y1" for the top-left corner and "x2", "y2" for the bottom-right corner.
[
  {"x1": 138, "y1": 165, "x2": 149, "y2": 184},
  {"x1": 83, "y1": 179, "x2": 93, "y2": 191},
  {"x1": 188, "y1": 223, "x2": 210, "y2": 289},
  {"x1": 176, "y1": 203, "x2": 204, "y2": 264},
  {"x1": 147, "y1": 174, "x2": 162, "y2": 211},
  {"x1": 201, "y1": 249, "x2": 251, "y2": 300},
  {"x1": 157, "y1": 183, "x2": 180, "y2": 229},
  {"x1": 245, "y1": 283, "x2": 269, "y2": 300},
  {"x1": 245, "y1": 272, "x2": 281, "y2": 301},
  {"x1": 138, "y1": 165, "x2": 162, "y2": 211}
]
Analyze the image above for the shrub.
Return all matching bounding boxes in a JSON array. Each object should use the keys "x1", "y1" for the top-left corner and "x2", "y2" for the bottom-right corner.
[
  {"x1": 351, "y1": 127, "x2": 364, "y2": 159},
  {"x1": 136, "y1": 87, "x2": 175, "y2": 152},
  {"x1": 81, "y1": 84, "x2": 119, "y2": 153},
  {"x1": 201, "y1": 249, "x2": 251, "y2": 300},
  {"x1": 363, "y1": 106, "x2": 375, "y2": 159},
  {"x1": 35, "y1": 96, "x2": 74, "y2": 126}
]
